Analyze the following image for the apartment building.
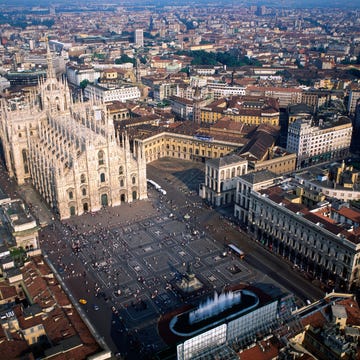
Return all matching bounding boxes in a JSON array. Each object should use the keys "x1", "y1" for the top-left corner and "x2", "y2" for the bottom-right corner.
[
  {"x1": 348, "y1": 88, "x2": 360, "y2": 116},
  {"x1": 169, "y1": 95, "x2": 195, "y2": 120},
  {"x1": 0, "y1": 256, "x2": 108, "y2": 358},
  {"x1": 294, "y1": 162, "x2": 360, "y2": 202},
  {"x1": 153, "y1": 82, "x2": 179, "y2": 101},
  {"x1": 207, "y1": 82, "x2": 246, "y2": 100},
  {"x1": 246, "y1": 146, "x2": 297, "y2": 175},
  {"x1": 135, "y1": 28, "x2": 144, "y2": 47},
  {"x1": 66, "y1": 64, "x2": 101, "y2": 86},
  {"x1": 301, "y1": 90, "x2": 332, "y2": 111},
  {"x1": 0, "y1": 199, "x2": 39, "y2": 252},
  {"x1": 247, "y1": 86, "x2": 303, "y2": 108},
  {"x1": 287, "y1": 117, "x2": 352, "y2": 168}
]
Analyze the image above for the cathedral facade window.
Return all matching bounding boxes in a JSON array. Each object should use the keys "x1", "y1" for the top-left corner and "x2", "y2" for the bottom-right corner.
[{"x1": 98, "y1": 150, "x2": 105, "y2": 166}]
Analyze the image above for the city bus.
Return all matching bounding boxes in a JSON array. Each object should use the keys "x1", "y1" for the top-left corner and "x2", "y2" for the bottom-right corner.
[
  {"x1": 147, "y1": 179, "x2": 161, "y2": 190},
  {"x1": 228, "y1": 244, "x2": 245, "y2": 259},
  {"x1": 147, "y1": 179, "x2": 166, "y2": 195}
]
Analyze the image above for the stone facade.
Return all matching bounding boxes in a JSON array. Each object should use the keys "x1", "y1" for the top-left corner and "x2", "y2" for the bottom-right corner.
[
  {"x1": 287, "y1": 118, "x2": 352, "y2": 168},
  {"x1": 247, "y1": 146, "x2": 297, "y2": 175},
  {"x1": 200, "y1": 154, "x2": 248, "y2": 206},
  {"x1": 84, "y1": 83, "x2": 141, "y2": 103},
  {"x1": 234, "y1": 170, "x2": 278, "y2": 224},
  {"x1": 140, "y1": 132, "x2": 241, "y2": 164},
  {"x1": 248, "y1": 186, "x2": 360, "y2": 290},
  {"x1": 200, "y1": 95, "x2": 280, "y2": 126},
  {"x1": 0, "y1": 46, "x2": 147, "y2": 219}
]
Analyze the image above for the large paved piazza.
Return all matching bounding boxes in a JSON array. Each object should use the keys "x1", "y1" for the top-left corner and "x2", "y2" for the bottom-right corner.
[
  {"x1": 40, "y1": 187, "x2": 258, "y2": 358},
  {"x1": 36, "y1": 158, "x2": 272, "y2": 359},
  {"x1": 7, "y1": 157, "x2": 309, "y2": 359}
]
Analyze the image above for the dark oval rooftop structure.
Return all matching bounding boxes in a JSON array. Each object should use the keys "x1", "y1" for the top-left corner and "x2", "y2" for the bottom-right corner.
[{"x1": 169, "y1": 289, "x2": 259, "y2": 337}]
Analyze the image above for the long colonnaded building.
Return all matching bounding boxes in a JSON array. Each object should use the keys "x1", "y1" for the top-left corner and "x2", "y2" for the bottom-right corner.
[
  {"x1": 0, "y1": 45, "x2": 147, "y2": 220},
  {"x1": 247, "y1": 182, "x2": 360, "y2": 290}
]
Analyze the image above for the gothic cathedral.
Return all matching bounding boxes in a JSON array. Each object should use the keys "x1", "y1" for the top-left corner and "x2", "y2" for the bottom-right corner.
[{"x1": 0, "y1": 45, "x2": 147, "y2": 219}]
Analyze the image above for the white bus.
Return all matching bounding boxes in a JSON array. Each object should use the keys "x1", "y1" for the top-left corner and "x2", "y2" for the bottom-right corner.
[
  {"x1": 147, "y1": 179, "x2": 166, "y2": 195},
  {"x1": 228, "y1": 244, "x2": 245, "y2": 259}
]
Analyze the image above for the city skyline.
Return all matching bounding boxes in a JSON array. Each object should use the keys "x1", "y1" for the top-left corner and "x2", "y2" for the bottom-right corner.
[
  {"x1": 0, "y1": 0, "x2": 359, "y2": 358},
  {"x1": 0, "y1": 0, "x2": 359, "y2": 9}
]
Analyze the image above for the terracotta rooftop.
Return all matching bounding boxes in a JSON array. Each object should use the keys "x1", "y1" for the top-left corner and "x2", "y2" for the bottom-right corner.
[
  {"x1": 259, "y1": 185, "x2": 360, "y2": 244},
  {"x1": 0, "y1": 282, "x2": 17, "y2": 301},
  {"x1": 0, "y1": 256, "x2": 103, "y2": 359},
  {"x1": 336, "y1": 297, "x2": 360, "y2": 327},
  {"x1": 333, "y1": 206, "x2": 360, "y2": 223},
  {"x1": 238, "y1": 336, "x2": 282, "y2": 360}
]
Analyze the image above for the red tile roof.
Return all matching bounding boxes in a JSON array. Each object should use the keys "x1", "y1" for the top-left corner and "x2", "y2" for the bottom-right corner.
[
  {"x1": 0, "y1": 257, "x2": 103, "y2": 359},
  {"x1": 238, "y1": 337, "x2": 281, "y2": 360}
]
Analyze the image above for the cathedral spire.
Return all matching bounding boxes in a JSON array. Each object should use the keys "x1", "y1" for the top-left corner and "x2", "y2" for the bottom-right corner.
[{"x1": 45, "y1": 36, "x2": 56, "y2": 79}]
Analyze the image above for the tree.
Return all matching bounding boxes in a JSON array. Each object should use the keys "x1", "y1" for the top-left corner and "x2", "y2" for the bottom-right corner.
[
  {"x1": 175, "y1": 50, "x2": 262, "y2": 67},
  {"x1": 115, "y1": 54, "x2": 136, "y2": 66},
  {"x1": 80, "y1": 79, "x2": 89, "y2": 89}
]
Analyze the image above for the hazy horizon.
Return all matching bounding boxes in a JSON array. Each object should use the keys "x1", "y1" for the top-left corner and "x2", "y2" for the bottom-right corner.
[{"x1": 0, "y1": 0, "x2": 359, "y2": 9}]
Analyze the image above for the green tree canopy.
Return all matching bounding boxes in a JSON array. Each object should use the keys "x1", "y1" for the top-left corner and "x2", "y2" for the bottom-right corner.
[
  {"x1": 80, "y1": 79, "x2": 90, "y2": 89},
  {"x1": 176, "y1": 50, "x2": 262, "y2": 67},
  {"x1": 115, "y1": 54, "x2": 136, "y2": 66}
]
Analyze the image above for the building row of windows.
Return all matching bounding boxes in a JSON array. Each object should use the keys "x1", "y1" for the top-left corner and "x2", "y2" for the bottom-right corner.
[
  {"x1": 207, "y1": 165, "x2": 247, "y2": 180},
  {"x1": 68, "y1": 174, "x2": 135, "y2": 198},
  {"x1": 79, "y1": 165, "x2": 125, "y2": 185},
  {"x1": 68, "y1": 190, "x2": 138, "y2": 215},
  {"x1": 254, "y1": 206, "x2": 353, "y2": 259}
]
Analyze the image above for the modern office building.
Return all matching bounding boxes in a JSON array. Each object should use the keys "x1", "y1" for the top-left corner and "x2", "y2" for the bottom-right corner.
[
  {"x1": 160, "y1": 286, "x2": 296, "y2": 360},
  {"x1": 348, "y1": 88, "x2": 360, "y2": 116}
]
